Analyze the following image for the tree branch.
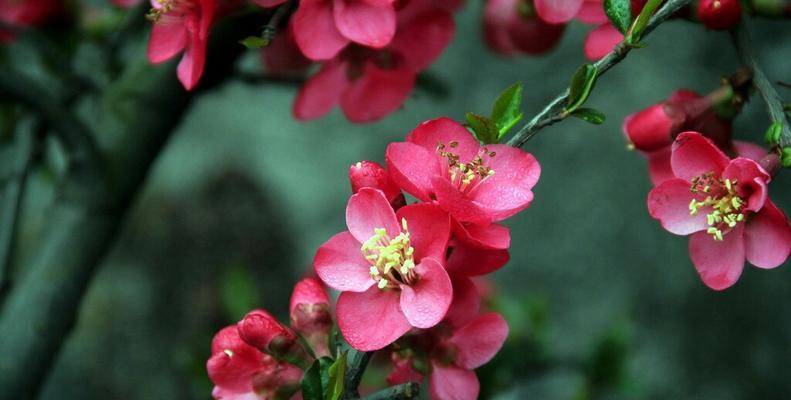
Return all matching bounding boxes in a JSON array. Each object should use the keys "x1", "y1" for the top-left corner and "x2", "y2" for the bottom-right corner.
[
  {"x1": 507, "y1": 0, "x2": 694, "y2": 148},
  {"x1": 360, "y1": 383, "x2": 421, "y2": 400},
  {"x1": 730, "y1": 21, "x2": 791, "y2": 148}
]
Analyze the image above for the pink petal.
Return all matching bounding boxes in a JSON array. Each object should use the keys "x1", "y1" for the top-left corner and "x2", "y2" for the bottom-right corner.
[
  {"x1": 450, "y1": 312, "x2": 508, "y2": 369},
  {"x1": 407, "y1": 117, "x2": 481, "y2": 163},
  {"x1": 339, "y1": 62, "x2": 415, "y2": 123},
  {"x1": 147, "y1": 21, "x2": 187, "y2": 63},
  {"x1": 432, "y1": 176, "x2": 493, "y2": 225},
  {"x1": 400, "y1": 258, "x2": 453, "y2": 328},
  {"x1": 622, "y1": 104, "x2": 674, "y2": 152},
  {"x1": 211, "y1": 325, "x2": 247, "y2": 354},
  {"x1": 429, "y1": 363, "x2": 479, "y2": 400},
  {"x1": 337, "y1": 286, "x2": 411, "y2": 351},
  {"x1": 667, "y1": 89, "x2": 701, "y2": 103},
  {"x1": 396, "y1": 203, "x2": 451, "y2": 262},
  {"x1": 744, "y1": 201, "x2": 791, "y2": 269},
  {"x1": 671, "y1": 132, "x2": 730, "y2": 181},
  {"x1": 689, "y1": 226, "x2": 745, "y2": 290},
  {"x1": 207, "y1": 346, "x2": 262, "y2": 392},
  {"x1": 292, "y1": 0, "x2": 349, "y2": 60},
  {"x1": 646, "y1": 147, "x2": 675, "y2": 185},
  {"x1": 290, "y1": 277, "x2": 330, "y2": 314},
  {"x1": 445, "y1": 277, "x2": 481, "y2": 328},
  {"x1": 293, "y1": 60, "x2": 347, "y2": 120},
  {"x1": 446, "y1": 243, "x2": 510, "y2": 276},
  {"x1": 576, "y1": 0, "x2": 608, "y2": 24},
  {"x1": 385, "y1": 141, "x2": 441, "y2": 201},
  {"x1": 721, "y1": 158, "x2": 769, "y2": 213},
  {"x1": 647, "y1": 178, "x2": 708, "y2": 235},
  {"x1": 534, "y1": 0, "x2": 584, "y2": 23},
  {"x1": 212, "y1": 386, "x2": 259, "y2": 400},
  {"x1": 333, "y1": 0, "x2": 395, "y2": 48},
  {"x1": 452, "y1": 220, "x2": 511, "y2": 250},
  {"x1": 387, "y1": 358, "x2": 422, "y2": 385},
  {"x1": 506, "y1": 14, "x2": 566, "y2": 55},
  {"x1": 469, "y1": 144, "x2": 540, "y2": 221},
  {"x1": 177, "y1": 32, "x2": 207, "y2": 90},
  {"x1": 583, "y1": 23, "x2": 623, "y2": 61},
  {"x1": 314, "y1": 232, "x2": 374, "y2": 292},
  {"x1": 734, "y1": 141, "x2": 767, "y2": 162},
  {"x1": 346, "y1": 187, "x2": 400, "y2": 243},
  {"x1": 482, "y1": 0, "x2": 519, "y2": 55},
  {"x1": 389, "y1": 8, "x2": 455, "y2": 72}
]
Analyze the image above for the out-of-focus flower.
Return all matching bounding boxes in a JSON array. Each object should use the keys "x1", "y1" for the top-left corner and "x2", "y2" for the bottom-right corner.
[{"x1": 697, "y1": 0, "x2": 741, "y2": 30}]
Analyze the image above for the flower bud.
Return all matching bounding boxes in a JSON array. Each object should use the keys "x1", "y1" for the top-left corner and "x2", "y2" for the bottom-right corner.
[
  {"x1": 237, "y1": 309, "x2": 298, "y2": 358},
  {"x1": 290, "y1": 278, "x2": 332, "y2": 357},
  {"x1": 698, "y1": 0, "x2": 742, "y2": 31},
  {"x1": 623, "y1": 103, "x2": 678, "y2": 152},
  {"x1": 349, "y1": 161, "x2": 405, "y2": 208},
  {"x1": 758, "y1": 153, "x2": 781, "y2": 176}
]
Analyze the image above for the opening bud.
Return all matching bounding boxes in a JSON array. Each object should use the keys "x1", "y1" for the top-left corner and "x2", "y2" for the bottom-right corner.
[
  {"x1": 237, "y1": 309, "x2": 299, "y2": 358},
  {"x1": 290, "y1": 278, "x2": 332, "y2": 357},
  {"x1": 349, "y1": 161, "x2": 406, "y2": 209}
]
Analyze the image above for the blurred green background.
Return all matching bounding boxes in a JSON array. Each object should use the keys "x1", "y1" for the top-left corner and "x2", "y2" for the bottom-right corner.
[{"x1": 9, "y1": 3, "x2": 791, "y2": 399}]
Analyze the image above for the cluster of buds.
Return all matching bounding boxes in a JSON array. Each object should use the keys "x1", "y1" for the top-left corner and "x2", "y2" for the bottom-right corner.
[{"x1": 207, "y1": 277, "x2": 332, "y2": 399}]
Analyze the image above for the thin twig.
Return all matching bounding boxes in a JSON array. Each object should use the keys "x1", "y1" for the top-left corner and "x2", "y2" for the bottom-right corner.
[
  {"x1": 360, "y1": 383, "x2": 421, "y2": 400},
  {"x1": 730, "y1": 22, "x2": 791, "y2": 148},
  {"x1": 507, "y1": 0, "x2": 694, "y2": 148}
]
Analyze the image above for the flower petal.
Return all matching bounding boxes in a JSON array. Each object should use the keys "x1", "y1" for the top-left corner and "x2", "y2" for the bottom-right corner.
[
  {"x1": 346, "y1": 187, "x2": 400, "y2": 243},
  {"x1": 721, "y1": 158, "x2": 769, "y2": 213},
  {"x1": 469, "y1": 144, "x2": 540, "y2": 221},
  {"x1": 689, "y1": 226, "x2": 745, "y2": 290},
  {"x1": 400, "y1": 258, "x2": 453, "y2": 329},
  {"x1": 293, "y1": 60, "x2": 347, "y2": 120},
  {"x1": 388, "y1": 8, "x2": 455, "y2": 72},
  {"x1": 407, "y1": 117, "x2": 481, "y2": 163},
  {"x1": 622, "y1": 104, "x2": 674, "y2": 152},
  {"x1": 147, "y1": 21, "x2": 187, "y2": 63},
  {"x1": 647, "y1": 178, "x2": 709, "y2": 235},
  {"x1": 671, "y1": 132, "x2": 730, "y2": 180},
  {"x1": 646, "y1": 147, "x2": 675, "y2": 185},
  {"x1": 177, "y1": 32, "x2": 207, "y2": 90},
  {"x1": 444, "y1": 277, "x2": 481, "y2": 328},
  {"x1": 734, "y1": 141, "x2": 767, "y2": 162},
  {"x1": 333, "y1": 0, "x2": 395, "y2": 48},
  {"x1": 432, "y1": 176, "x2": 493, "y2": 225},
  {"x1": 385, "y1": 141, "x2": 440, "y2": 201},
  {"x1": 337, "y1": 286, "x2": 411, "y2": 351},
  {"x1": 452, "y1": 220, "x2": 510, "y2": 250},
  {"x1": 396, "y1": 203, "x2": 451, "y2": 262},
  {"x1": 506, "y1": 14, "x2": 566, "y2": 55},
  {"x1": 292, "y1": 0, "x2": 349, "y2": 60},
  {"x1": 744, "y1": 201, "x2": 791, "y2": 269},
  {"x1": 446, "y1": 243, "x2": 509, "y2": 276},
  {"x1": 339, "y1": 62, "x2": 415, "y2": 123},
  {"x1": 576, "y1": 0, "x2": 608, "y2": 24},
  {"x1": 583, "y1": 23, "x2": 622, "y2": 60},
  {"x1": 450, "y1": 312, "x2": 508, "y2": 369},
  {"x1": 429, "y1": 363, "x2": 479, "y2": 400},
  {"x1": 482, "y1": 0, "x2": 519, "y2": 55},
  {"x1": 534, "y1": 0, "x2": 584, "y2": 23},
  {"x1": 314, "y1": 231, "x2": 374, "y2": 292}
]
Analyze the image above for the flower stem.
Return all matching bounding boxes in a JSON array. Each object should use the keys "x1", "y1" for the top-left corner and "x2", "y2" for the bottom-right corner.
[
  {"x1": 344, "y1": 349, "x2": 373, "y2": 398},
  {"x1": 730, "y1": 21, "x2": 791, "y2": 148},
  {"x1": 360, "y1": 383, "x2": 421, "y2": 400},
  {"x1": 506, "y1": 0, "x2": 694, "y2": 148}
]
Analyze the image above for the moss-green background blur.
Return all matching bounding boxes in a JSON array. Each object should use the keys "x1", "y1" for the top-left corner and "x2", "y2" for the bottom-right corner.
[{"x1": 27, "y1": 4, "x2": 791, "y2": 399}]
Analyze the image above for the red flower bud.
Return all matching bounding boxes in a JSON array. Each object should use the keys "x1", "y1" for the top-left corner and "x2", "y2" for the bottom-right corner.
[
  {"x1": 237, "y1": 309, "x2": 297, "y2": 357},
  {"x1": 697, "y1": 0, "x2": 742, "y2": 31},
  {"x1": 623, "y1": 103, "x2": 679, "y2": 152},
  {"x1": 349, "y1": 160, "x2": 405, "y2": 208},
  {"x1": 290, "y1": 278, "x2": 332, "y2": 357}
]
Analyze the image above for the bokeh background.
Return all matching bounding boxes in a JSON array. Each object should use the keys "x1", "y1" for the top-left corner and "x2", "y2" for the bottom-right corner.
[{"x1": 6, "y1": 3, "x2": 791, "y2": 399}]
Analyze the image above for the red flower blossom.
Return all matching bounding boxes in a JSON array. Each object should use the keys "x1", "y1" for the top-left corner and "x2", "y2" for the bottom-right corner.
[
  {"x1": 207, "y1": 326, "x2": 302, "y2": 400},
  {"x1": 146, "y1": 0, "x2": 216, "y2": 90},
  {"x1": 386, "y1": 117, "x2": 541, "y2": 224},
  {"x1": 0, "y1": 0, "x2": 59, "y2": 42},
  {"x1": 314, "y1": 188, "x2": 453, "y2": 351},
  {"x1": 647, "y1": 132, "x2": 791, "y2": 290},
  {"x1": 293, "y1": 1, "x2": 455, "y2": 122}
]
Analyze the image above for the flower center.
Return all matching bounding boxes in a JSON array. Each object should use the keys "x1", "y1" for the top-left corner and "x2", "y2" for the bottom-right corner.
[
  {"x1": 146, "y1": 0, "x2": 191, "y2": 22},
  {"x1": 436, "y1": 142, "x2": 496, "y2": 194},
  {"x1": 688, "y1": 172, "x2": 746, "y2": 241},
  {"x1": 361, "y1": 218, "x2": 418, "y2": 289}
]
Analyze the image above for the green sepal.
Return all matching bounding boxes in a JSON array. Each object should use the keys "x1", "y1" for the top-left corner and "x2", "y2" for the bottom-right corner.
[{"x1": 571, "y1": 108, "x2": 606, "y2": 125}]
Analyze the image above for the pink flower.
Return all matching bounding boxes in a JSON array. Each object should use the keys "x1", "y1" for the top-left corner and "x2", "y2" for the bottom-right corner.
[
  {"x1": 293, "y1": 1, "x2": 455, "y2": 122},
  {"x1": 290, "y1": 277, "x2": 332, "y2": 357},
  {"x1": 647, "y1": 132, "x2": 791, "y2": 290},
  {"x1": 387, "y1": 280, "x2": 508, "y2": 400},
  {"x1": 237, "y1": 309, "x2": 300, "y2": 358},
  {"x1": 207, "y1": 326, "x2": 303, "y2": 400},
  {"x1": 146, "y1": 0, "x2": 216, "y2": 90},
  {"x1": 314, "y1": 188, "x2": 453, "y2": 351},
  {"x1": 386, "y1": 117, "x2": 541, "y2": 224},
  {"x1": 290, "y1": 0, "x2": 397, "y2": 61},
  {"x1": 482, "y1": 0, "x2": 566, "y2": 56},
  {"x1": 0, "y1": 0, "x2": 59, "y2": 41},
  {"x1": 349, "y1": 160, "x2": 405, "y2": 209}
]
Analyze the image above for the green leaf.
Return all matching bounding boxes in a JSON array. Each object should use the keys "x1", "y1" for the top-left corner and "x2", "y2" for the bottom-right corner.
[
  {"x1": 465, "y1": 112, "x2": 500, "y2": 144},
  {"x1": 301, "y1": 360, "x2": 324, "y2": 400},
  {"x1": 567, "y1": 64, "x2": 598, "y2": 113},
  {"x1": 490, "y1": 82, "x2": 524, "y2": 137},
  {"x1": 239, "y1": 36, "x2": 270, "y2": 49},
  {"x1": 764, "y1": 122, "x2": 783, "y2": 145},
  {"x1": 326, "y1": 351, "x2": 348, "y2": 400},
  {"x1": 571, "y1": 108, "x2": 606, "y2": 125},
  {"x1": 604, "y1": 0, "x2": 632, "y2": 34},
  {"x1": 626, "y1": 0, "x2": 662, "y2": 43},
  {"x1": 781, "y1": 147, "x2": 791, "y2": 169}
]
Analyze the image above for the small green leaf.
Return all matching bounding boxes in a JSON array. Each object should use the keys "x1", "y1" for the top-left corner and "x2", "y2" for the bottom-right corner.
[
  {"x1": 572, "y1": 108, "x2": 606, "y2": 125},
  {"x1": 301, "y1": 360, "x2": 324, "y2": 400},
  {"x1": 764, "y1": 122, "x2": 783, "y2": 145},
  {"x1": 626, "y1": 0, "x2": 662, "y2": 43},
  {"x1": 490, "y1": 82, "x2": 525, "y2": 137},
  {"x1": 604, "y1": 0, "x2": 632, "y2": 34},
  {"x1": 567, "y1": 64, "x2": 598, "y2": 113},
  {"x1": 326, "y1": 351, "x2": 348, "y2": 400},
  {"x1": 465, "y1": 112, "x2": 500, "y2": 144},
  {"x1": 781, "y1": 147, "x2": 791, "y2": 169},
  {"x1": 239, "y1": 36, "x2": 270, "y2": 49}
]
